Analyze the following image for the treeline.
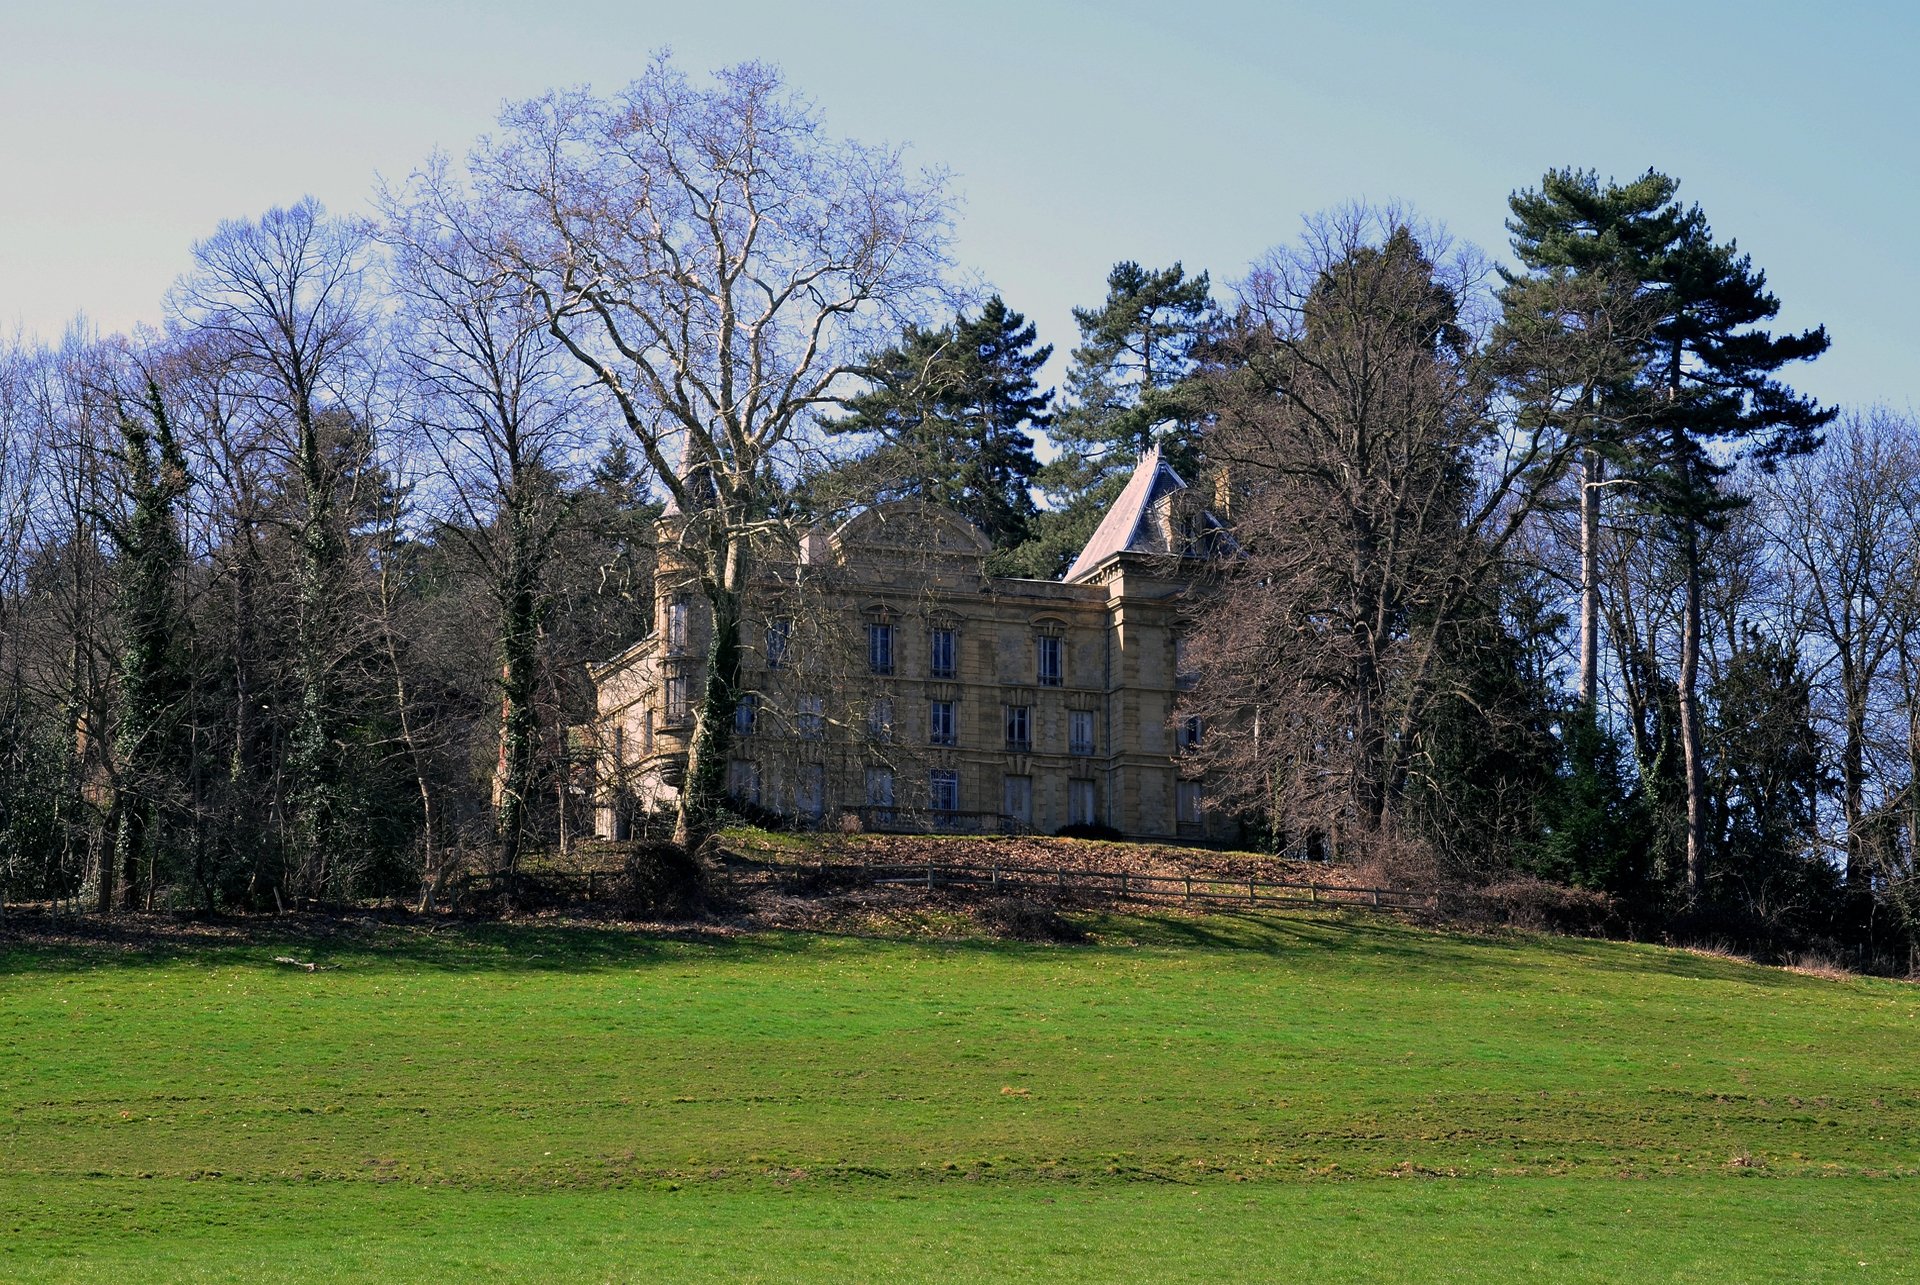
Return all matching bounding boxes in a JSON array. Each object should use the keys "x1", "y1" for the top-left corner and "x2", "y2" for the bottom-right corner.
[
  {"x1": 1, "y1": 56, "x2": 1913, "y2": 966},
  {"x1": 0, "y1": 204, "x2": 658, "y2": 912}
]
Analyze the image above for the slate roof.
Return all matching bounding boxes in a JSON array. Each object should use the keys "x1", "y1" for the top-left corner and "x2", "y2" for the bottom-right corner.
[{"x1": 1062, "y1": 447, "x2": 1191, "y2": 583}]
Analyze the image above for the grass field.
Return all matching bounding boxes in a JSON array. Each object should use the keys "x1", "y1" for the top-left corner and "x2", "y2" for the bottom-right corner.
[{"x1": 4, "y1": 909, "x2": 1917, "y2": 1280}]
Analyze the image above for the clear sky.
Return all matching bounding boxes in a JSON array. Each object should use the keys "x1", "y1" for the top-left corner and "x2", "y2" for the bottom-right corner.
[{"x1": 2, "y1": 0, "x2": 1913, "y2": 415}]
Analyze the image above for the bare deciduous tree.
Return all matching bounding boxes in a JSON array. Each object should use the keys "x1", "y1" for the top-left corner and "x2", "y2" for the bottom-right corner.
[
  {"x1": 471, "y1": 56, "x2": 954, "y2": 845},
  {"x1": 1184, "y1": 208, "x2": 1581, "y2": 854}
]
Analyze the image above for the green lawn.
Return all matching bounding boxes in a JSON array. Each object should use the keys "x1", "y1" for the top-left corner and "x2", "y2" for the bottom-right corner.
[{"x1": 4, "y1": 912, "x2": 1917, "y2": 1280}]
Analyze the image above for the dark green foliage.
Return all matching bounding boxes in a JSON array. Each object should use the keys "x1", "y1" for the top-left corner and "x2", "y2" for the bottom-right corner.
[
  {"x1": 1405, "y1": 580, "x2": 1565, "y2": 880},
  {"x1": 102, "y1": 379, "x2": 191, "y2": 911},
  {"x1": 831, "y1": 296, "x2": 1050, "y2": 551},
  {"x1": 1706, "y1": 628, "x2": 1837, "y2": 935},
  {"x1": 1016, "y1": 262, "x2": 1214, "y2": 578},
  {"x1": 1534, "y1": 704, "x2": 1652, "y2": 895}
]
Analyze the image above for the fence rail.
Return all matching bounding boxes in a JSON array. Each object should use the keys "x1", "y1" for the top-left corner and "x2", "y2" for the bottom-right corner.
[
  {"x1": 458, "y1": 853, "x2": 1429, "y2": 914},
  {"x1": 854, "y1": 859, "x2": 1429, "y2": 910}
]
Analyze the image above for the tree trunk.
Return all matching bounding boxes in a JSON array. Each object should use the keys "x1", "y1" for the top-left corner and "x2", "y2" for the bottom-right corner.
[
  {"x1": 1677, "y1": 484, "x2": 1708, "y2": 899},
  {"x1": 1843, "y1": 684, "x2": 1867, "y2": 885},
  {"x1": 673, "y1": 541, "x2": 746, "y2": 850},
  {"x1": 492, "y1": 509, "x2": 541, "y2": 887},
  {"x1": 289, "y1": 411, "x2": 337, "y2": 901},
  {"x1": 1578, "y1": 448, "x2": 1602, "y2": 709}
]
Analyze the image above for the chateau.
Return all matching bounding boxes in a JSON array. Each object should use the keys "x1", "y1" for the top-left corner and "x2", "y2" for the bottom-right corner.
[{"x1": 588, "y1": 450, "x2": 1230, "y2": 841}]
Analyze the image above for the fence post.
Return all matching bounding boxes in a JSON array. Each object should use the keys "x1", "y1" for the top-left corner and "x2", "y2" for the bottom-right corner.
[
  {"x1": 927, "y1": 861, "x2": 935, "y2": 890},
  {"x1": 992, "y1": 864, "x2": 1000, "y2": 890},
  {"x1": 1120, "y1": 871, "x2": 1128, "y2": 898},
  {"x1": 1056, "y1": 867, "x2": 1064, "y2": 891},
  {"x1": 587, "y1": 870, "x2": 595, "y2": 900},
  {"x1": 1310, "y1": 884, "x2": 1317, "y2": 905},
  {"x1": 1248, "y1": 876, "x2": 1256, "y2": 905},
  {"x1": 1184, "y1": 875, "x2": 1192, "y2": 904}
]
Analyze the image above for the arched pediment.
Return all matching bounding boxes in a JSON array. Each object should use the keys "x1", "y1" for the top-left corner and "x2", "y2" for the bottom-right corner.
[{"x1": 828, "y1": 501, "x2": 992, "y2": 567}]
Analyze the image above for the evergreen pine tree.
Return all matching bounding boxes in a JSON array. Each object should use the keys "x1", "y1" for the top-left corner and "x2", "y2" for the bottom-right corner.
[
  {"x1": 1500, "y1": 168, "x2": 1681, "y2": 707},
  {"x1": 831, "y1": 295, "x2": 1050, "y2": 550},
  {"x1": 1639, "y1": 204, "x2": 1833, "y2": 897},
  {"x1": 1014, "y1": 261, "x2": 1214, "y2": 578}
]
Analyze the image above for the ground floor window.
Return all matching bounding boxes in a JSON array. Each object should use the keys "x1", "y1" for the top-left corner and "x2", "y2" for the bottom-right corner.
[
  {"x1": 865, "y1": 767, "x2": 895, "y2": 809},
  {"x1": 726, "y1": 759, "x2": 760, "y2": 805},
  {"x1": 1003, "y1": 774, "x2": 1032, "y2": 824},
  {"x1": 930, "y1": 769, "x2": 960, "y2": 813},
  {"x1": 796, "y1": 763, "x2": 824, "y2": 819},
  {"x1": 1069, "y1": 778, "x2": 1097, "y2": 826},
  {"x1": 1177, "y1": 780, "x2": 1204, "y2": 825}
]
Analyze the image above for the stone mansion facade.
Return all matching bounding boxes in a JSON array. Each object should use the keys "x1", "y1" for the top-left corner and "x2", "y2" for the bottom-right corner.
[{"x1": 587, "y1": 450, "x2": 1230, "y2": 842}]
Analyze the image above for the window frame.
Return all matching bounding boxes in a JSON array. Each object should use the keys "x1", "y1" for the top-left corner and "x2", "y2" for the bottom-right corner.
[
  {"x1": 1036, "y1": 632, "x2": 1064, "y2": 687},
  {"x1": 867, "y1": 619, "x2": 895, "y2": 676},
  {"x1": 1003, "y1": 774, "x2": 1033, "y2": 824},
  {"x1": 797, "y1": 693, "x2": 826, "y2": 740},
  {"x1": 928, "y1": 625, "x2": 958, "y2": 680},
  {"x1": 929, "y1": 699, "x2": 958, "y2": 747},
  {"x1": 765, "y1": 616, "x2": 792, "y2": 670},
  {"x1": 1068, "y1": 709, "x2": 1095, "y2": 756},
  {"x1": 1005, "y1": 703, "x2": 1032, "y2": 752}
]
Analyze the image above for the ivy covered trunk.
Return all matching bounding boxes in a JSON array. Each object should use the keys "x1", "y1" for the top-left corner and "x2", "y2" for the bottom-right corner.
[
  {"x1": 107, "y1": 381, "x2": 188, "y2": 913},
  {"x1": 288, "y1": 415, "x2": 339, "y2": 902},
  {"x1": 493, "y1": 501, "x2": 543, "y2": 887},
  {"x1": 673, "y1": 538, "x2": 746, "y2": 851}
]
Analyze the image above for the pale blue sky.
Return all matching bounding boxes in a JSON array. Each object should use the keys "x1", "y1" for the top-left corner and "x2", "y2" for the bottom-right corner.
[{"x1": 2, "y1": 0, "x2": 1913, "y2": 413}]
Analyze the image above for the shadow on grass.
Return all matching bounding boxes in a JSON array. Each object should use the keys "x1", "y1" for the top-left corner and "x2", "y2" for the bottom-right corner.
[{"x1": 1, "y1": 901, "x2": 1838, "y2": 994}]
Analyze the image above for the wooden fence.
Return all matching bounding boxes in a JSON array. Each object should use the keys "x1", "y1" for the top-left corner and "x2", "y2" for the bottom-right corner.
[{"x1": 461, "y1": 854, "x2": 1428, "y2": 914}]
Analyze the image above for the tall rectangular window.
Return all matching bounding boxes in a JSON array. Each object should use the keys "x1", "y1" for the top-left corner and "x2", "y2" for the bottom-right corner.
[
  {"x1": 1069, "y1": 709, "x2": 1095, "y2": 756},
  {"x1": 930, "y1": 769, "x2": 960, "y2": 813},
  {"x1": 668, "y1": 595, "x2": 690, "y2": 653},
  {"x1": 1069, "y1": 779, "x2": 1097, "y2": 826},
  {"x1": 726, "y1": 759, "x2": 760, "y2": 805},
  {"x1": 929, "y1": 627, "x2": 957, "y2": 679},
  {"x1": 1174, "y1": 633, "x2": 1196, "y2": 687},
  {"x1": 867, "y1": 697, "x2": 894, "y2": 743},
  {"x1": 664, "y1": 672, "x2": 690, "y2": 724},
  {"x1": 1003, "y1": 774, "x2": 1032, "y2": 824},
  {"x1": 765, "y1": 617, "x2": 791, "y2": 670},
  {"x1": 733, "y1": 694, "x2": 757, "y2": 736},
  {"x1": 798, "y1": 693, "x2": 825, "y2": 740},
  {"x1": 612, "y1": 724, "x2": 625, "y2": 763},
  {"x1": 929, "y1": 699, "x2": 957, "y2": 746},
  {"x1": 1004, "y1": 704, "x2": 1031, "y2": 752},
  {"x1": 1177, "y1": 715, "x2": 1204, "y2": 751},
  {"x1": 865, "y1": 767, "x2": 895, "y2": 809},
  {"x1": 1177, "y1": 781, "x2": 1204, "y2": 825},
  {"x1": 868, "y1": 621, "x2": 894, "y2": 675},
  {"x1": 796, "y1": 763, "x2": 825, "y2": 820},
  {"x1": 1037, "y1": 634, "x2": 1063, "y2": 687}
]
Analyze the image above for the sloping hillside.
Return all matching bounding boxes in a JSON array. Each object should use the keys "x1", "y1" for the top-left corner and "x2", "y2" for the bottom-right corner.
[{"x1": 3, "y1": 907, "x2": 1915, "y2": 1281}]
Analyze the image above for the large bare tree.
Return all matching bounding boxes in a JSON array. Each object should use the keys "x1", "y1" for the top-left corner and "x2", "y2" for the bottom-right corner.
[
  {"x1": 382, "y1": 164, "x2": 601, "y2": 892},
  {"x1": 170, "y1": 198, "x2": 376, "y2": 896},
  {"x1": 470, "y1": 57, "x2": 954, "y2": 845},
  {"x1": 1184, "y1": 208, "x2": 1582, "y2": 853}
]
